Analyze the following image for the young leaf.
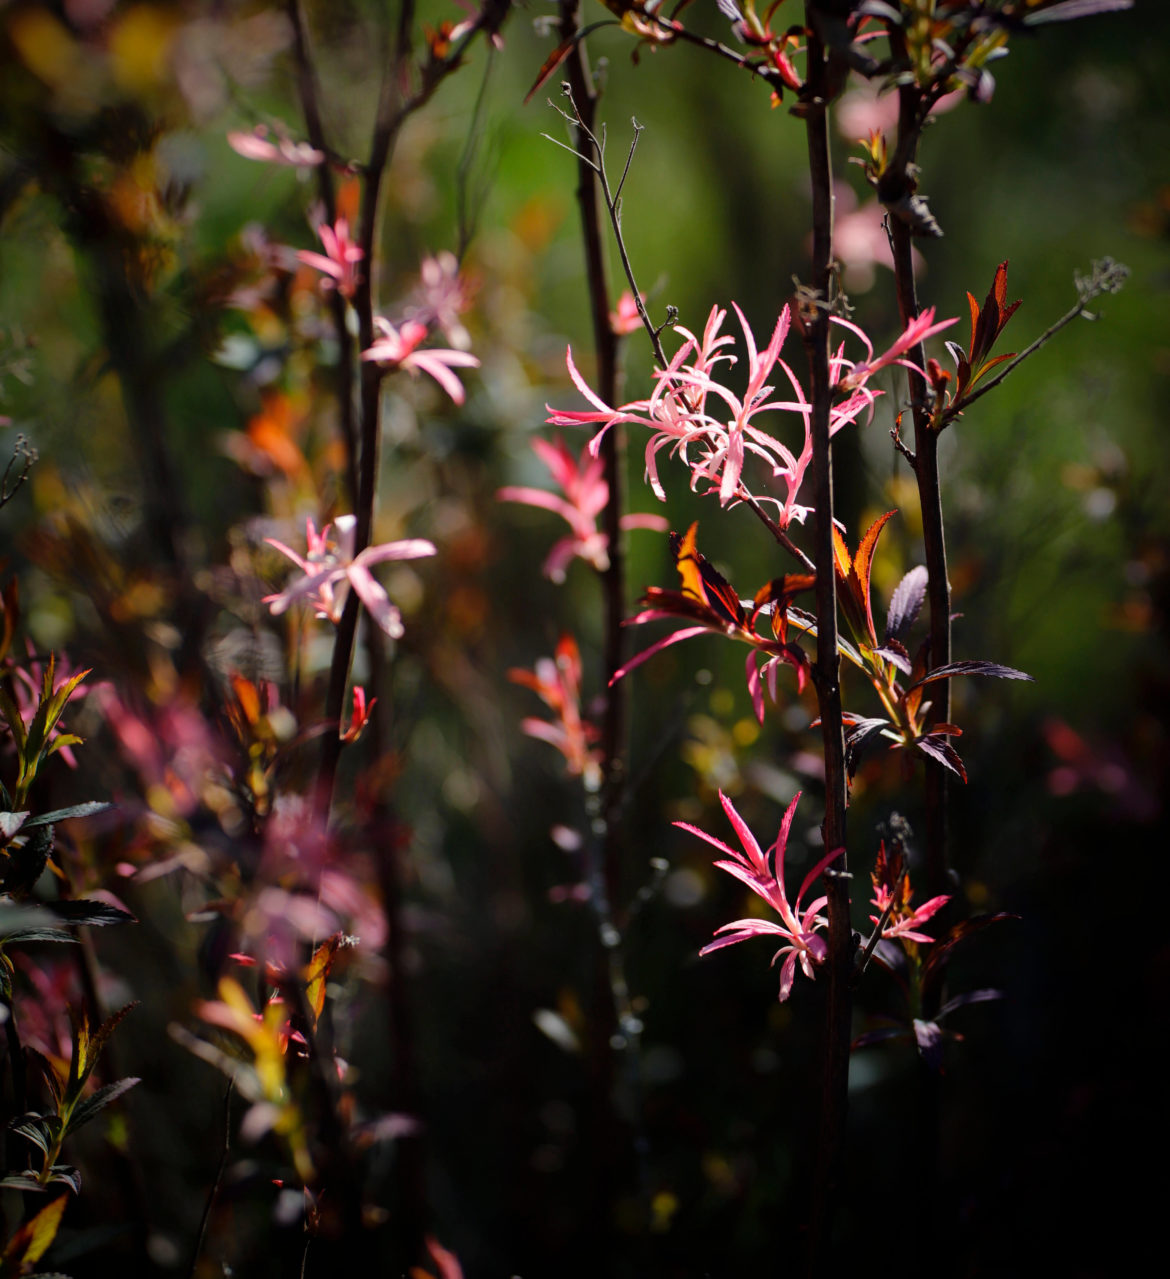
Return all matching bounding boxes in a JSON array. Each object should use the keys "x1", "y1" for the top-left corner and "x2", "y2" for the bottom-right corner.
[
  {"x1": 64, "y1": 1077, "x2": 140, "y2": 1137},
  {"x1": 914, "y1": 733, "x2": 968, "y2": 783}
]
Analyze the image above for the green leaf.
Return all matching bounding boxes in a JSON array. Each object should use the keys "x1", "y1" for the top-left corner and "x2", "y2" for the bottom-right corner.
[
  {"x1": 64, "y1": 1077, "x2": 140, "y2": 1136},
  {"x1": 0, "y1": 687, "x2": 27, "y2": 755},
  {"x1": 22, "y1": 803, "x2": 113, "y2": 830}
]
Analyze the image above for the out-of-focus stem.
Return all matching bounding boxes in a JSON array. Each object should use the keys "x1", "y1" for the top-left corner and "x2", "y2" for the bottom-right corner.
[
  {"x1": 287, "y1": 0, "x2": 360, "y2": 508},
  {"x1": 559, "y1": 0, "x2": 639, "y2": 1255},
  {"x1": 801, "y1": 11, "x2": 851, "y2": 1270}
]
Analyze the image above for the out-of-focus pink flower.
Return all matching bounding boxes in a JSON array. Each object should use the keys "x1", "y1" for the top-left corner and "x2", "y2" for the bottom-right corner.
[
  {"x1": 409, "y1": 252, "x2": 473, "y2": 350},
  {"x1": 836, "y1": 80, "x2": 963, "y2": 143},
  {"x1": 678, "y1": 791, "x2": 839, "y2": 1002},
  {"x1": 227, "y1": 124, "x2": 324, "y2": 169},
  {"x1": 610, "y1": 290, "x2": 645, "y2": 336},
  {"x1": 497, "y1": 436, "x2": 667, "y2": 581},
  {"x1": 296, "y1": 217, "x2": 363, "y2": 299},
  {"x1": 264, "y1": 515, "x2": 436, "y2": 638},
  {"x1": 5, "y1": 643, "x2": 89, "y2": 769},
  {"x1": 509, "y1": 635, "x2": 601, "y2": 790},
  {"x1": 362, "y1": 318, "x2": 480, "y2": 405}
]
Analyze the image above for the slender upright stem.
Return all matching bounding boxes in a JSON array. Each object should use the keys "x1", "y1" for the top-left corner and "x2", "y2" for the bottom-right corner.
[
  {"x1": 559, "y1": 0, "x2": 637, "y2": 1254},
  {"x1": 886, "y1": 76, "x2": 950, "y2": 900},
  {"x1": 801, "y1": 11, "x2": 851, "y2": 1269}
]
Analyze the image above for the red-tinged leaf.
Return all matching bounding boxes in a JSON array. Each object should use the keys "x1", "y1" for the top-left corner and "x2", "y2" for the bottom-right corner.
[
  {"x1": 922, "y1": 913, "x2": 1019, "y2": 1003},
  {"x1": 524, "y1": 22, "x2": 614, "y2": 105},
  {"x1": 751, "y1": 574, "x2": 815, "y2": 644},
  {"x1": 831, "y1": 524, "x2": 852, "y2": 579},
  {"x1": 3, "y1": 1193, "x2": 68, "y2": 1266},
  {"x1": 885, "y1": 565, "x2": 928, "y2": 641},
  {"x1": 671, "y1": 525, "x2": 744, "y2": 626},
  {"x1": 909, "y1": 659, "x2": 1033, "y2": 690},
  {"x1": 914, "y1": 734, "x2": 968, "y2": 782},
  {"x1": 852, "y1": 511, "x2": 897, "y2": 645},
  {"x1": 965, "y1": 289, "x2": 980, "y2": 358},
  {"x1": 609, "y1": 625, "x2": 711, "y2": 685}
]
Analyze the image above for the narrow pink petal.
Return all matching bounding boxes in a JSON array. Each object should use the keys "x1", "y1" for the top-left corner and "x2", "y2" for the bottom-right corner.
[
  {"x1": 717, "y1": 791, "x2": 767, "y2": 873},
  {"x1": 777, "y1": 952, "x2": 798, "y2": 1002},
  {"x1": 619, "y1": 513, "x2": 670, "y2": 532},
  {"x1": 264, "y1": 538, "x2": 311, "y2": 572},
  {"x1": 346, "y1": 564, "x2": 402, "y2": 636},
  {"x1": 497, "y1": 486, "x2": 579, "y2": 525},
  {"x1": 746, "y1": 651, "x2": 765, "y2": 725},
  {"x1": 355, "y1": 538, "x2": 437, "y2": 566},
  {"x1": 564, "y1": 345, "x2": 614, "y2": 414}
]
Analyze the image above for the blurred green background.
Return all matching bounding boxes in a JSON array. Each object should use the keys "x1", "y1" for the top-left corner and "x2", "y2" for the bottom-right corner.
[{"x1": 1, "y1": 2, "x2": 1165, "y2": 1275}]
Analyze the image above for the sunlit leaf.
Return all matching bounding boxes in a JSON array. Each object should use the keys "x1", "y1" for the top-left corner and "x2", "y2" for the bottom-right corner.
[{"x1": 2, "y1": 1193, "x2": 68, "y2": 1266}]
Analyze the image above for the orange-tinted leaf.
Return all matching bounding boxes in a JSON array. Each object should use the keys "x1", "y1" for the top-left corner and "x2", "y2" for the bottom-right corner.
[
  {"x1": 671, "y1": 525, "x2": 743, "y2": 626},
  {"x1": 3, "y1": 1193, "x2": 68, "y2": 1266},
  {"x1": 853, "y1": 510, "x2": 897, "y2": 645},
  {"x1": 966, "y1": 289, "x2": 980, "y2": 358}
]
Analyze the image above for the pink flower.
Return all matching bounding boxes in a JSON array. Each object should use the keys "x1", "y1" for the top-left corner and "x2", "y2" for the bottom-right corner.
[
  {"x1": 609, "y1": 290, "x2": 645, "y2": 336},
  {"x1": 263, "y1": 515, "x2": 436, "y2": 638},
  {"x1": 677, "y1": 791, "x2": 840, "y2": 1002},
  {"x1": 409, "y1": 252, "x2": 473, "y2": 350},
  {"x1": 362, "y1": 318, "x2": 480, "y2": 405},
  {"x1": 227, "y1": 124, "x2": 324, "y2": 169},
  {"x1": 547, "y1": 302, "x2": 877, "y2": 528},
  {"x1": 833, "y1": 307, "x2": 957, "y2": 394},
  {"x1": 508, "y1": 635, "x2": 601, "y2": 789},
  {"x1": 497, "y1": 436, "x2": 667, "y2": 581},
  {"x1": 296, "y1": 217, "x2": 363, "y2": 299}
]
